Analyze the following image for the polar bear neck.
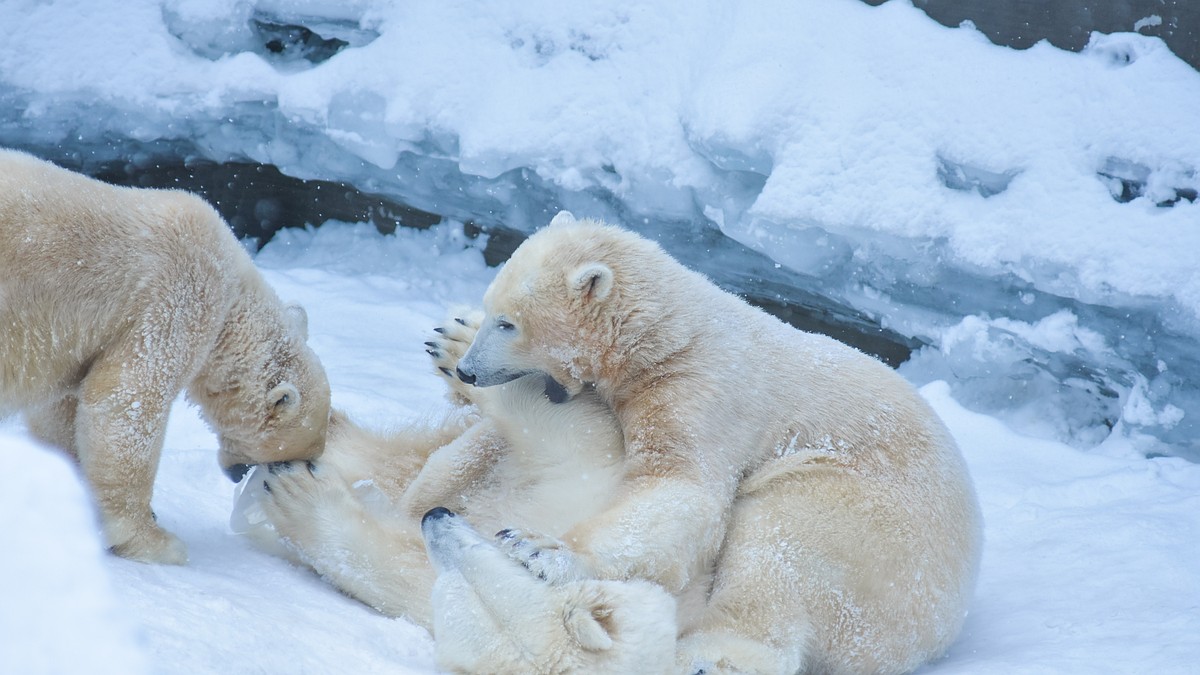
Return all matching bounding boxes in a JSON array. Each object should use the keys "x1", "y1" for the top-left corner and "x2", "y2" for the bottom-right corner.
[{"x1": 596, "y1": 263, "x2": 722, "y2": 396}]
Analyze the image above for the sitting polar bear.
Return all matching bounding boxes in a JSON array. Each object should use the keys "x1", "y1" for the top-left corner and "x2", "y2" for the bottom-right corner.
[
  {"x1": 253, "y1": 212, "x2": 981, "y2": 674},
  {"x1": 0, "y1": 149, "x2": 330, "y2": 564}
]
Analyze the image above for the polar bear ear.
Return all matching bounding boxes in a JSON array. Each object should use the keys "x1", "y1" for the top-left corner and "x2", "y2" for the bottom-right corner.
[
  {"x1": 268, "y1": 382, "x2": 301, "y2": 419},
  {"x1": 285, "y1": 304, "x2": 309, "y2": 341},
  {"x1": 569, "y1": 263, "x2": 614, "y2": 303},
  {"x1": 565, "y1": 601, "x2": 614, "y2": 652},
  {"x1": 549, "y1": 210, "x2": 576, "y2": 227}
]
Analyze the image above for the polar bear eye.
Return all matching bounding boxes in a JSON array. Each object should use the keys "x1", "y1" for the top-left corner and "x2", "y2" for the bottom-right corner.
[{"x1": 496, "y1": 318, "x2": 516, "y2": 331}]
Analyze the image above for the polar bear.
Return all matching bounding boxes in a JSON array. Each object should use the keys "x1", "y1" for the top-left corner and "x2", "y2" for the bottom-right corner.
[
  {"x1": 0, "y1": 149, "x2": 330, "y2": 564},
  {"x1": 421, "y1": 506, "x2": 677, "y2": 675},
  {"x1": 252, "y1": 212, "x2": 980, "y2": 673},
  {"x1": 250, "y1": 309, "x2": 627, "y2": 627},
  {"x1": 450, "y1": 211, "x2": 983, "y2": 674}
]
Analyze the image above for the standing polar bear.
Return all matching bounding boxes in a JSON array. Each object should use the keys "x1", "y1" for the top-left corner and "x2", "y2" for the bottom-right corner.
[
  {"x1": 254, "y1": 212, "x2": 980, "y2": 674},
  {"x1": 0, "y1": 149, "x2": 330, "y2": 564}
]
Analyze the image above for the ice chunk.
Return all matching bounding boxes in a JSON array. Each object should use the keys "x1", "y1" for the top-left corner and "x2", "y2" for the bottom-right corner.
[
  {"x1": 936, "y1": 155, "x2": 1019, "y2": 198},
  {"x1": 230, "y1": 464, "x2": 274, "y2": 537}
]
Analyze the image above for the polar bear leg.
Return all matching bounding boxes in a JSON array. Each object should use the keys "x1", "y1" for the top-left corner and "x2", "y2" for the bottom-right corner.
[
  {"x1": 676, "y1": 490, "x2": 813, "y2": 675},
  {"x1": 75, "y1": 338, "x2": 188, "y2": 565},
  {"x1": 25, "y1": 394, "x2": 79, "y2": 459}
]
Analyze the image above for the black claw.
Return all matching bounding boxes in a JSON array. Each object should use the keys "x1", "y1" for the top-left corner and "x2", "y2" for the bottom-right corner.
[
  {"x1": 433, "y1": 326, "x2": 446, "y2": 334},
  {"x1": 267, "y1": 461, "x2": 295, "y2": 475},
  {"x1": 425, "y1": 348, "x2": 441, "y2": 358},
  {"x1": 454, "y1": 317, "x2": 467, "y2": 325},
  {"x1": 496, "y1": 528, "x2": 514, "y2": 540},
  {"x1": 262, "y1": 480, "x2": 271, "y2": 494},
  {"x1": 305, "y1": 461, "x2": 317, "y2": 475},
  {"x1": 439, "y1": 366, "x2": 454, "y2": 377},
  {"x1": 424, "y1": 341, "x2": 438, "y2": 348}
]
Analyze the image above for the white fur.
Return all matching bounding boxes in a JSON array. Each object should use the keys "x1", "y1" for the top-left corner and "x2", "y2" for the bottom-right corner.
[
  {"x1": 255, "y1": 214, "x2": 981, "y2": 674},
  {"x1": 0, "y1": 149, "x2": 330, "y2": 564},
  {"x1": 454, "y1": 212, "x2": 983, "y2": 674},
  {"x1": 253, "y1": 310, "x2": 625, "y2": 626},
  {"x1": 422, "y1": 508, "x2": 677, "y2": 675}
]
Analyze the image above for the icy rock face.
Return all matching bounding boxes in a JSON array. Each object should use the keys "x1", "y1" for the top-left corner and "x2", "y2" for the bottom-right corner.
[{"x1": 2, "y1": 0, "x2": 1199, "y2": 461}]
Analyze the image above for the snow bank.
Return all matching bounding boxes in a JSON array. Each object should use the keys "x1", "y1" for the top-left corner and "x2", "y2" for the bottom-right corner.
[
  {"x1": 2, "y1": 0, "x2": 1197, "y2": 458},
  {"x1": 0, "y1": 434, "x2": 148, "y2": 674}
]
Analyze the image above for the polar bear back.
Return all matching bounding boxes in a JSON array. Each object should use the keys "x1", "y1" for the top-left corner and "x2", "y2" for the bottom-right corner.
[{"x1": 0, "y1": 150, "x2": 249, "y2": 408}]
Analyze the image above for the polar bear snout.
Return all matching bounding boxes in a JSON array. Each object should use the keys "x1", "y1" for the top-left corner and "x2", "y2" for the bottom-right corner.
[{"x1": 422, "y1": 507, "x2": 480, "y2": 574}]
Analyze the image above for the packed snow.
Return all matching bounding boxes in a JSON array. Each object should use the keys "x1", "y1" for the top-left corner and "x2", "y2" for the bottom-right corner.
[{"x1": 2, "y1": 0, "x2": 1200, "y2": 672}]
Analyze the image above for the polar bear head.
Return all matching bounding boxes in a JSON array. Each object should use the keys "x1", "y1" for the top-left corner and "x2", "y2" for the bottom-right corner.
[
  {"x1": 421, "y1": 507, "x2": 677, "y2": 674},
  {"x1": 195, "y1": 303, "x2": 331, "y2": 482},
  {"x1": 456, "y1": 211, "x2": 686, "y2": 400}
]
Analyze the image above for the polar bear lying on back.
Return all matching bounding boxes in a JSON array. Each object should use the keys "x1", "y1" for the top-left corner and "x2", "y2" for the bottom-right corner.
[
  {"x1": 0, "y1": 149, "x2": 330, "y2": 564},
  {"x1": 421, "y1": 506, "x2": 678, "y2": 674},
  {"x1": 254, "y1": 212, "x2": 981, "y2": 674}
]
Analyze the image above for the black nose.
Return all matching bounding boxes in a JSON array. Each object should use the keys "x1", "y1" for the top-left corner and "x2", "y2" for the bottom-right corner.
[
  {"x1": 456, "y1": 367, "x2": 476, "y2": 385},
  {"x1": 224, "y1": 463, "x2": 252, "y2": 483},
  {"x1": 423, "y1": 507, "x2": 456, "y2": 526}
]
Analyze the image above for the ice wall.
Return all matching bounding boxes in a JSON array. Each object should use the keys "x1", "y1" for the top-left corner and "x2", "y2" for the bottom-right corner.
[{"x1": 1, "y1": 0, "x2": 1198, "y2": 460}]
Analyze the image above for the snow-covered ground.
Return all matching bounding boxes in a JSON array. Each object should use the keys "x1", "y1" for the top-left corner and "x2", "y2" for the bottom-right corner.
[{"x1": 3, "y1": 222, "x2": 1199, "y2": 673}]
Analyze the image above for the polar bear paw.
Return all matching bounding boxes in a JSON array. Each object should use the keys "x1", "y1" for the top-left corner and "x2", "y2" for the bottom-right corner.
[
  {"x1": 257, "y1": 460, "x2": 361, "y2": 558},
  {"x1": 108, "y1": 521, "x2": 188, "y2": 565},
  {"x1": 427, "y1": 308, "x2": 484, "y2": 406},
  {"x1": 494, "y1": 527, "x2": 591, "y2": 584}
]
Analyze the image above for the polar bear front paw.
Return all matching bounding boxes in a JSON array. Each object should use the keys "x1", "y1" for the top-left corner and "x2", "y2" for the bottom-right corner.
[
  {"x1": 258, "y1": 460, "x2": 360, "y2": 558},
  {"x1": 495, "y1": 528, "x2": 590, "y2": 584},
  {"x1": 427, "y1": 309, "x2": 484, "y2": 405},
  {"x1": 108, "y1": 522, "x2": 189, "y2": 565}
]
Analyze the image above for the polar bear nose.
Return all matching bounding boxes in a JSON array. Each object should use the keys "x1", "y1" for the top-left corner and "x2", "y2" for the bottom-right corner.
[
  {"x1": 224, "y1": 463, "x2": 252, "y2": 483},
  {"x1": 423, "y1": 507, "x2": 456, "y2": 526},
  {"x1": 456, "y1": 367, "x2": 476, "y2": 385}
]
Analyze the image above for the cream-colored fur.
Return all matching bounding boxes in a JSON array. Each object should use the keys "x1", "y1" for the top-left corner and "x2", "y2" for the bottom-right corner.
[
  {"x1": 0, "y1": 149, "x2": 330, "y2": 564},
  {"x1": 254, "y1": 212, "x2": 980, "y2": 673},
  {"x1": 421, "y1": 506, "x2": 677, "y2": 675},
  {"x1": 452, "y1": 212, "x2": 983, "y2": 674},
  {"x1": 254, "y1": 309, "x2": 627, "y2": 629}
]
